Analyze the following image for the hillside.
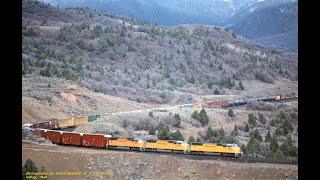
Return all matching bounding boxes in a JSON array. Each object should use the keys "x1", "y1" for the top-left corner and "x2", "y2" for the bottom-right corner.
[
  {"x1": 230, "y1": 1, "x2": 298, "y2": 52},
  {"x1": 22, "y1": 74, "x2": 149, "y2": 124},
  {"x1": 22, "y1": 0, "x2": 298, "y2": 105}
]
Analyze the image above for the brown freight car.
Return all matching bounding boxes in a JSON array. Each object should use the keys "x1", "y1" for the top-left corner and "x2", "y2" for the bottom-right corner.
[
  {"x1": 58, "y1": 117, "x2": 75, "y2": 129},
  {"x1": 31, "y1": 121, "x2": 50, "y2": 129},
  {"x1": 61, "y1": 132, "x2": 81, "y2": 146},
  {"x1": 73, "y1": 116, "x2": 88, "y2": 126},
  {"x1": 45, "y1": 130, "x2": 63, "y2": 144},
  {"x1": 203, "y1": 100, "x2": 229, "y2": 108},
  {"x1": 81, "y1": 134, "x2": 110, "y2": 148},
  {"x1": 34, "y1": 128, "x2": 46, "y2": 138},
  {"x1": 49, "y1": 119, "x2": 59, "y2": 129}
]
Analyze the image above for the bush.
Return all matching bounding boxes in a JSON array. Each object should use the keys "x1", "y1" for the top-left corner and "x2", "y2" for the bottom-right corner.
[
  {"x1": 254, "y1": 129, "x2": 262, "y2": 142},
  {"x1": 228, "y1": 109, "x2": 234, "y2": 118},
  {"x1": 206, "y1": 126, "x2": 214, "y2": 140},
  {"x1": 239, "y1": 80, "x2": 244, "y2": 90},
  {"x1": 149, "y1": 111, "x2": 153, "y2": 117},
  {"x1": 270, "y1": 136, "x2": 279, "y2": 153},
  {"x1": 255, "y1": 71, "x2": 274, "y2": 83},
  {"x1": 170, "y1": 130, "x2": 184, "y2": 141}
]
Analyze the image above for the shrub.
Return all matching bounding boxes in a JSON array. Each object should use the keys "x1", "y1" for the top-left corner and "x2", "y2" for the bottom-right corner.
[
  {"x1": 228, "y1": 109, "x2": 234, "y2": 118},
  {"x1": 188, "y1": 136, "x2": 195, "y2": 145}
]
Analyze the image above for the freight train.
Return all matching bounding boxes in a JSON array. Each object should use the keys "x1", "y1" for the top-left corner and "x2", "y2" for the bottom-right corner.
[
  {"x1": 30, "y1": 128, "x2": 241, "y2": 157},
  {"x1": 202, "y1": 93, "x2": 297, "y2": 108}
]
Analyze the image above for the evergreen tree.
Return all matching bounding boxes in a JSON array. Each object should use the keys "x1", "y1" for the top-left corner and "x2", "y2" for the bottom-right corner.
[
  {"x1": 22, "y1": 159, "x2": 38, "y2": 179},
  {"x1": 265, "y1": 150, "x2": 274, "y2": 158},
  {"x1": 191, "y1": 111, "x2": 200, "y2": 120},
  {"x1": 270, "y1": 136, "x2": 279, "y2": 153},
  {"x1": 248, "y1": 114, "x2": 257, "y2": 125},
  {"x1": 199, "y1": 109, "x2": 209, "y2": 126},
  {"x1": 240, "y1": 144, "x2": 247, "y2": 156},
  {"x1": 149, "y1": 127, "x2": 156, "y2": 135},
  {"x1": 149, "y1": 111, "x2": 153, "y2": 117},
  {"x1": 275, "y1": 148, "x2": 284, "y2": 159},
  {"x1": 219, "y1": 127, "x2": 225, "y2": 138},
  {"x1": 282, "y1": 119, "x2": 293, "y2": 135},
  {"x1": 176, "y1": 130, "x2": 184, "y2": 140},
  {"x1": 213, "y1": 88, "x2": 220, "y2": 95},
  {"x1": 173, "y1": 113, "x2": 181, "y2": 127},
  {"x1": 254, "y1": 129, "x2": 263, "y2": 142},
  {"x1": 280, "y1": 141, "x2": 290, "y2": 157},
  {"x1": 265, "y1": 130, "x2": 272, "y2": 142},
  {"x1": 245, "y1": 124, "x2": 250, "y2": 132},
  {"x1": 228, "y1": 109, "x2": 234, "y2": 118},
  {"x1": 239, "y1": 80, "x2": 244, "y2": 90},
  {"x1": 255, "y1": 141, "x2": 261, "y2": 154},
  {"x1": 206, "y1": 126, "x2": 214, "y2": 140},
  {"x1": 270, "y1": 119, "x2": 276, "y2": 127},
  {"x1": 247, "y1": 137, "x2": 256, "y2": 157},
  {"x1": 188, "y1": 136, "x2": 195, "y2": 145},
  {"x1": 196, "y1": 137, "x2": 202, "y2": 142},
  {"x1": 275, "y1": 127, "x2": 282, "y2": 136},
  {"x1": 258, "y1": 113, "x2": 266, "y2": 124},
  {"x1": 157, "y1": 121, "x2": 170, "y2": 140},
  {"x1": 231, "y1": 125, "x2": 238, "y2": 136}
]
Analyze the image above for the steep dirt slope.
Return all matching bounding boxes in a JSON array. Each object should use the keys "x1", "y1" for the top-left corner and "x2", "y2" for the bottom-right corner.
[{"x1": 22, "y1": 74, "x2": 150, "y2": 124}]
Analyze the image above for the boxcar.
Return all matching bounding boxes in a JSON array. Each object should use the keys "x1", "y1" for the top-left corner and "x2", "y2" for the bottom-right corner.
[
  {"x1": 73, "y1": 116, "x2": 88, "y2": 126},
  {"x1": 31, "y1": 121, "x2": 50, "y2": 129},
  {"x1": 49, "y1": 119, "x2": 60, "y2": 129},
  {"x1": 34, "y1": 128, "x2": 46, "y2": 138},
  {"x1": 58, "y1": 117, "x2": 75, "y2": 129},
  {"x1": 203, "y1": 101, "x2": 228, "y2": 108},
  {"x1": 45, "y1": 130, "x2": 63, "y2": 144},
  {"x1": 81, "y1": 134, "x2": 109, "y2": 148},
  {"x1": 61, "y1": 132, "x2": 81, "y2": 146},
  {"x1": 108, "y1": 138, "x2": 145, "y2": 151}
]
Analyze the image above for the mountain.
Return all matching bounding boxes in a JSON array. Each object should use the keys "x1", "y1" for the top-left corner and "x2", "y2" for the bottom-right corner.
[
  {"x1": 22, "y1": 0, "x2": 297, "y2": 104},
  {"x1": 230, "y1": 1, "x2": 298, "y2": 52}
]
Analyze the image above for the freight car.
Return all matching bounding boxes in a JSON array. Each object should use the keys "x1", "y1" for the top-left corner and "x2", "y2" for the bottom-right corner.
[
  {"x1": 190, "y1": 143, "x2": 241, "y2": 157},
  {"x1": 82, "y1": 133, "x2": 110, "y2": 148}
]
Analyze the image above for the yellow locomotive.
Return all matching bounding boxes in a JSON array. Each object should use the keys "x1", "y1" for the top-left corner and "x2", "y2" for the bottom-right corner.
[
  {"x1": 190, "y1": 143, "x2": 241, "y2": 157},
  {"x1": 108, "y1": 138, "x2": 145, "y2": 151},
  {"x1": 145, "y1": 140, "x2": 189, "y2": 154}
]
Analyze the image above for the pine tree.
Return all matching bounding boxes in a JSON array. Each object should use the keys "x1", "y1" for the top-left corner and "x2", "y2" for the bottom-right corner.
[
  {"x1": 157, "y1": 121, "x2": 169, "y2": 140},
  {"x1": 219, "y1": 127, "x2": 225, "y2": 138},
  {"x1": 258, "y1": 113, "x2": 266, "y2": 124},
  {"x1": 199, "y1": 109, "x2": 209, "y2": 126},
  {"x1": 149, "y1": 111, "x2": 153, "y2": 117},
  {"x1": 247, "y1": 137, "x2": 256, "y2": 157},
  {"x1": 275, "y1": 148, "x2": 284, "y2": 159},
  {"x1": 228, "y1": 109, "x2": 234, "y2": 118},
  {"x1": 248, "y1": 114, "x2": 257, "y2": 125},
  {"x1": 149, "y1": 127, "x2": 156, "y2": 135},
  {"x1": 255, "y1": 141, "x2": 261, "y2": 154},
  {"x1": 188, "y1": 136, "x2": 195, "y2": 145},
  {"x1": 245, "y1": 124, "x2": 250, "y2": 132},
  {"x1": 270, "y1": 119, "x2": 276, "y2": 127},
  {"x1": 231, "y1": 125, "x2": 238, "y2": 136},
  {"x1": 254, "y1": 129, "x2": 262, "y2": 142},
  {"x1": 270, "y1": 136, "x2": 279, "y2": 153},
  {"x1": 265, "y1": 130, "x2": 272, "y2": 142},
  {"x1": 239, "y1": 80, "x2": 244, "y2": 90},
  {"x1": 240, "y1": 144, "x2": 247, "y2": 156},
  {"x1": 191, "y1": 111, "x2": 200, "y2": 120},
  {"x1": 214, "y1": 88, "x2": 220, "y2": 95},
  {"x1": 196, "y1": 137, "x2": 202, "y2": 142},
  {"x1": 173, "y1": 113, "x2": 181, "y2": 127},
  {"x1": 206, "y1": 126, "x2": 214, "y2": 140},
  {"x1": 22, "y1": 159, "x2": 38, "y2": 179},
  {"x1": 275, "y1": 127, "x2": 282, "y2": 136},
  {"x1": 280, "y1": 141, "x2": 290, "y2": 157}
]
